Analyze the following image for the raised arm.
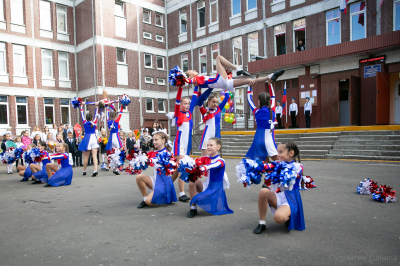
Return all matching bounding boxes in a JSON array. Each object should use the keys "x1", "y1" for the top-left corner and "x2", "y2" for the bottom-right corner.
[
  {"x1": 175, "y1": 87, "x2": 183, "y2": 117},
  {"x1": 247, "y1": 86, "x2": 258, "y2": 115},
  {"x1": 80, "y1": 104, "x2": 86, "y2": 123},
  {"x1": 189, "y1": 86, "x2": 200, "y2": 113},
  {"x1": 115, "y1": 105, "x2": 124, "y2": 123},
  {"x1": 219, "y1": 91, "x2": 230, "y2": 110},
  {"x1": 92, "y1": 107, "x2": 99, "y2": 124}
]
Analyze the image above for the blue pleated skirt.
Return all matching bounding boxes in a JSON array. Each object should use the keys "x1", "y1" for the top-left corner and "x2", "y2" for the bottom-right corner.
[
  {"x1": 47, "y1": 166, "x2": 73, "y2": 187},
  {"x1": 23, "y1": 167, "x2": 33, "y2": 181},
  {"x1": 33, "y1": 169, "x2": 49, "y2": 183},
  {"x1": 190, "y1": 181, "x2": 233, "y2": 215},
  {"x1": 151, "y1": 173, "x2": 177, "y2": 205},
  {"x1": 245, "y1": 128, "x2": 277, "y2": 160},
  {"x1": 285, "y1": 189, "x2": 306, "y2": 231}
]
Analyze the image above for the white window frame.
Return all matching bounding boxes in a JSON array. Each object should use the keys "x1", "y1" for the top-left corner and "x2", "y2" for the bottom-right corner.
[
  {"x1": 0, "y1": 0, "x2": 5, "y2": 21},
  {"x1": 117, "y1": 48, "x2": 126, "y2": 64},
  {"x1": 16, "y1": 96, "x2": 28, "y2": 125},
  {"x1": 326, "y1": 8, "x2": 341, "y2": 46},
  {"x1": 156, "y1": 35, "x2": 164, "y2": 42},
  {"x1": 0, "y1": 42, "x2": 6, "y2": 74},
  {"x1": 248, "y1": 32, "x2": 258, "y2": 62},
  {"x1": 145, "y1": 98, "x2": 154, "y2": 113},
  {"x1": 157, "y1": 78, "x2": 166, "y2": 85},
  {"x1": 394, "y1": 0, "x2": 400, "y2": 31},
  {"x1": 44, "y1": 98, "x2": 55, "y2": 125},
  {"x1": 231, "y1": 0, "x2": 241, "y2": 17},
  {"x1": 197, "y1": 0, "x2": 206, "y2": 29},
  {"x1": 181, "y1": 53, "x2": 189, "y2": 72},
  {"x1": 143, "y1": 9, "x2": 151, "y2": 24},
  {"x1": 41, "y1": 49, "x2": 53, "y2": 79},
  {"x1": 293, "y1": 18, "x2": 306, "y2": 53},
  {"x1": 13, "y1": 44, "x2": 26, "y2": 76},
  {"x1": 247, "y1": 0, "x2": 257, "y2": 11},
  {"x1": 145, "y1": 76, "x2": 154, "y2": 84},
  {"x1": 144, "y1": 54, "x2": 152, "y2": 68},
  {"x1": 60, "y1": 98, "x2": 70, "y2": 125},
  {"x1": 10, "y1": 0, "x2": 24, "y2": 25},
  {"x1": 56, "y1": 4, "x2": 67, "y2": 33},
  {"x1": 156, "y1": 56, "x2": 164, "y2": 70},
  {"x1": 58, "y1": 51, "x2": 69, "y2": 80},
  {"x1": 155, "y1": 13, "x2": 163, "y2": 27},
  {"x1": 199, "y1": 47, "x2": 207, "y2": 75},
  {"x1": 209, "y1": 0, "x2": 218, "y2": 24},
  {"x1": 117, "y1": 102, "x2": 128, "y2": 112},
  {"x1": 83, "y1": 97, "x2": 88, "y2": 112},
  {"x1": 157, "y1": 99, "x2": 166, "y2": 113},
  {"x1": 211, "y1": 43, "x2": 219, "y2": 73},
  {"x1": 180, "y1": 9, "x2": 187, "y2": 35},
  {"x1": 40, "y1": 0, "x2": 51, "y2": 31},
  {"x1": 232, "y1": 36, "x2": 242, "y2": 67},
  {"x1": 0, "y1": 95, "x2": 9, "y2": 126},
  {"x1": 143, "y1": 31, "x2": 152, "y2": 39},
  {"x1": 350, "y1": 1, "x2": 366, "y2": 41},
  {"x1": 115, "y1": 1, "x2": 124, "y2": 17},
  {"x1": 274, "y1": 23, "x2": 286, "y2": 57}
]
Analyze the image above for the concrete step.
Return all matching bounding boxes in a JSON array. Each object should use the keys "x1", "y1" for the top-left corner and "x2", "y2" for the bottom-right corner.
[
  {"x1": 294, "y1": 141, "x2": 336, "y2": 146},
  {"x1": 298, "y1": 150, "x2": 329, "y2": 155},
  {"x1": 335, "y1": 140, "x2": 400, "y2": 145},
  {"x1": 340, "y1": 130, "x2": 400, "y2": 136},
  {"x1": 298, "y1": 132, "x2": 342, "y2": 137},
  {"x1": 337, "y1": 135, "x2": 400, "y2": 140},
  {"x1": 332, "y1": 145, "x2": 400, "y2": 151},
  {"x1": 325, "y1": 154, "x2": 400, "y2": 161},
  {"x1": 299, "y1": 136, "x2": 339, "y2": 141},
  {"x1": 329, "y1": 149, "x2": 400, "y2": 156}
]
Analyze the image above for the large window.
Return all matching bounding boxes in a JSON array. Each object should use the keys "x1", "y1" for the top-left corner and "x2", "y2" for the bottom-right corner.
[
  {"x1": 210, "y1": 0, "x2": 218, "y2": 24},
  {"x1": 293, "y1": 18, "x2": 305, "y2": 51},
  {"x1": 158, "y1": 99, "x2": 166, "y2": 113},
  {"x1": 248, "y1": 32, "x2": 258, "y2": 62},
  {"x1": 211, "y1": 43, "x2": 219, "y2": 72},
  {"x1": 146, "y1": 98, "x2": 154, "y2": 112},
  {"x1": 11, "y1": 0, "x2": 24, "y2": 25},
  {"x1": 232, "y1": 36, "x2": 242, "y2": 67},
  {"x1": 44, "y1": 98, "x2": 54, "y2": 125},
  {"x1": 350, "y1": 1, "x2": 366, "y2": 41},
  {"x1": 57, "y1": 5, "x2": 67, "y2": 33},
  {"x1": 395, "y1": 0, "x2": 400, "y2": 31},
  {"x1": 117, "y1": 49, "x2": 126, "y2": 64},
  {"x1": 60, "y1": 99, "x2": 70, "y2": 125},
  {"x1": 144, "y1": 54, "x2": 152, "y2": 68},
  {"x1": 274, "y1": 24, "x2": 286, "y2": 56},
  {"x1": 155, "y1": 13, "x2": 163, "y2": 27},
  {"x1": 156, "y1": 56, "x2": 164, "y2": 70},
  {"x1": 13, "y1": 45, "x2": 26, "y2": 76},
  {"x1": 58, "y1": 52, "x2": 69, "y2": 79},
  {"x1": 0, "y1": 96, "x2": 8, "y2": 125},
  {"x1": 143, "y1": 9, "x2": 151, "y2": 23},
  {"x1": 40, "y1": 1, "x2": 51, "y2": 31},
  {"x1": 199, "y1": 47, "x2": 207, "y2": 74},
  {"x1": 180, "y1": 9, "x2": 187, "y2": 34},
  {"x1": 16, "y1": 96, "x2": 27, "y2": 125},
  {"x1": 232, "y1": 0, "x2": 240, "y2": 16},
  {"x1": 115, "y1": 2, "x2": 126, "y2": 38},
  {"x1": 181, "y1": 53, "x2": 189, "y2": 72},
  {"x1": 0, "y1": 43, "x2": 6, "y2": 74},
  {"x1": 198, "y1": 1, "x2": 205, "y2": 29},
  {"x1": 117, "y1": 48, "x2": 128, "y2": 85},
  {"x1": 326, "y1": 9, "x2": 341, "y2": 46},
  {"x1": 247, "y1": 0, "x2": 257, "y2": 10},
  {"x1": 0, "y1": 0, "x2": 4, "y2": 21},
  {"x1": 41, "y1": 49, "x2": 53, "y2": 78}
]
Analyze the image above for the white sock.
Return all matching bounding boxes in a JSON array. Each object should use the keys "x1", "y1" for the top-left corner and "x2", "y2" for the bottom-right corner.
[
  {"x1": 93, "y1": 171, "x2": 97, "y2": 173},
  {"x1": 191, "y1": 206, "x2": 197, "y2": 210},
  {"x1": 179, "y1": 191, "x2": 185, "y2": 197},
  {"x1": 143, "y1": 197, "x2": 147, "y2": 202},
  {"x1": 259, "y1": 220, "x2": 266, "y2": 225},
  {"x1": 268, "y1": 73, "x2": 273, "y2": 79},
  {"x1": 83, "y1": 171, "x2": 86, "y2": 173},
  {"x1": 236, "y1": 67, "x2": 242, "y2": 72}
]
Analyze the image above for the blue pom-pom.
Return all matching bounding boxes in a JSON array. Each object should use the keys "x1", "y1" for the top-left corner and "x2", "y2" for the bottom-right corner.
[
  {"x1": 168, "y1": 66, "x2": 186, "y2": 86},
  {"x1": 155, "y1": 151, "x2": 176, "y2": 175},
  {"x1": 14, "y1": 147, "x2": 24, "y2": 160},
  {"x1": 71, "y1": 97, "x2": 82, "y2": 109},
  {"x1": 265, "y1": 161, "x2": 298, "y2": 191},
  {"x1": 119, "y1": 94, "x2": 131, "y2": 106},
  {"x1": 236, "y1": 158, "x2": 265, "y2": 187},
  {"x1": 119, "y1": 150, "x2": 126, "y2": 166}
]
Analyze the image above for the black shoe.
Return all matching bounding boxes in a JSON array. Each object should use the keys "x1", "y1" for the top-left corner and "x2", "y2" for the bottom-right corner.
[
  {"x1": 92, "y1": 172, "x2": 98, "y2": 177},
  {"x1": 44, "y1": 184, "x2": 52, "y2": 187},
  {"x1": 80, "y1": 164, "x2": 83, "y2": 167},
  {"x1": 285, "y1": 218, "x2": 290, "y2": 228},
  {"x1": 113, "y1": 170, "x2": 120, "y2": 175},
  {"x1": 253, "y1": 224, "x2": 267, "y2": 234},
  {"x1": 179, "y1": 195, "x2": 190, "y2": 202},
  {"x1": 262, "y1": 184, "x2": 270, "y2": 189},
  {"x1": 187, "y1": 209, "x2": 197, "y2": 218},
  {"x1": 270, "y1": 69, "x2": 285, "y2": 82},
  {"x1": 236, "y1": 69, "x2": 251, "y2": 76},
  {"x1": 20, "y1": 179, "x2": 28, "y2": 182},
  {"x1": 31, "y1": 180, "x2": 42, "y2": 184},
  {"x1": 72, "y1": 165, "x2": 76, "y2": 168},
  {"x1": 98, "y1": 162, "x2": 100, "y2": 165},
  {"x1": 83, "y1": 172, "x2": 87, "y2": 176},
  {"x1": 137, "y1": 201, "x2": 148, "y2": 209}
]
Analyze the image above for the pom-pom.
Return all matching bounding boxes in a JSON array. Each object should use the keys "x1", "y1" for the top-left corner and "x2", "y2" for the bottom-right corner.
[
  {"x1": 300, "y1": 175, "x2": 316, "y2": 190},
  {"x1": 119, "y1": 94, "x2": 131, "y2": 106},
  {"x1": 154, "y1": 150, "x2": 177, "y2": 176},
  {"x1": 265, "y1": 161, "x2": 298, "y2": 191},
  {"x1": 23, "y1": 148, "x2": 43, "y2": 164},
  {"x1": 178, "y1": 156, "x2": 202, "y2": 183},
  {"x1": 2, "y1": 148, "x2": 16, "y2": 164},
  {"x1": 357, "y1": 178, "x2": 378, "y2": 195},
  {"x1": 236, "y1": 158, "x2": 265, "y2": 188},
  {"x1": 372, "y1": 185, "x2": 397, "y2": 203},
  {"x1": 100, "y1": 162, "x2": 108, "y2": 171},
  {"x1": 127, "y1": 150, "x2": 149, "y2": 174},
  {"x1": 168, "y1": 66, "x2": 187, "y2": 87},
  {"x1": 108, "y1": 148, "x2": 124, "y2": 169},
  {"x1": 71, "y1": 97, "x2": 82, "y2": 108},
  {"x1": 5, "y1": 140, "x2": 17, "y2": 149},
  {"x1": 14, "y1": 147, "x2": 24, "y2": 160}
]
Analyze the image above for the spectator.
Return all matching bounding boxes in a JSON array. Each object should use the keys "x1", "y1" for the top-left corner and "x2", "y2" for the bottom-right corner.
[
  {"x1": 296, "y1": 40, "x2": 305, "y2": 52},
  {"x1": 33, "y1": 134, "x2": 41, "y2": 146}
]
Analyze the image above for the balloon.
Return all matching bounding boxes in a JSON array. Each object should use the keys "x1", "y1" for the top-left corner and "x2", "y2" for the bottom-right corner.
[
  {"x1": 222, "y1": 108, "x2": 225, "y2": 112},
  {"x1": 220, "y1": 96, "x2": 225, "y2": 101},
  {"x1": 230, "y1": 113, "x2": 234, "y2": 118},
  {"x1": 220, "y1": 91, "x2": 225, "y2": 96},
  {"x1": 221, "y1": 112, "x2": 225, "y2": 116},
  {"x1": 224, "y1": 103, "x2": 230, "y2": 110},
  {"x1": 229, "y1": 107, "x2": 234, "y2": 113},
  {"x1": 229, "y1": 92, "x2": 233, "y2": 98},
  {"x1": 231, "y1": 102, "x2": 235, "y2": 107},
  {"x1": 232, "y1": 118, "x2": 237, "y2": 125},
  {"x1": 224, "y1": 116, "x2": 230, "y2": 122},
  {"x1": 224, "y1": 113, "x2": 229, "y2": 117},
  {"x1": 228, "y1": 117, "x2": 234, "y2": 123},
  {"x1": 228, "y1": 100, "x2": 233, "y2": 106}
]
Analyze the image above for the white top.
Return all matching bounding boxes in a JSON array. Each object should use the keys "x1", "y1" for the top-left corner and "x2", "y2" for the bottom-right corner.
[
  {"x1": 304, "y1": 102, "x2": 312, "y2": 114},
  {"x1": 289, "y1": 103, "x2": 298, "y2": 115},
  {"x1": 275, "y1": 106, "x2": 282, "y2": 115},
  {"x1": 42, "y1": 132, "x2": 51, "y2": 141},
  {"x1": 31, "y1": 131, "x2": 43, "y2": 140},
  {"x1": 51, "y1": 129, "x2": 58, "y2": 138}
]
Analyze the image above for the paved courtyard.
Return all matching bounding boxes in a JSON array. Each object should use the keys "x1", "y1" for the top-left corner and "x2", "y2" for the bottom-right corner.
[{"x1": 0, "y1": 159, "x2": 399, "y2": 266}]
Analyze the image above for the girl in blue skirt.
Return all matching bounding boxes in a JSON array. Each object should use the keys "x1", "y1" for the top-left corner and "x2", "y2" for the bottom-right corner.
[
  {"x1": 30, "y1": 141, "x2": 51, "y2": 184},
  {"x1": 44, "y1": 143, "x2": 73, "y2": 187}
]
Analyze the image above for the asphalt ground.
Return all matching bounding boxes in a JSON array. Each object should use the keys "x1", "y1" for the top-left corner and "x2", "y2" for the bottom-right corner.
[{"x1": 0, "y1": 160, "x2": 399, "y2": 266}]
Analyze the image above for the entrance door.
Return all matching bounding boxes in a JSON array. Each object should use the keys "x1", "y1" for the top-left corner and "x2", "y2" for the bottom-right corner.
[
  {"x1": 339, "y1": 80, "x2": 350, "y2": 126},
  {"x1": 376, "y1": 72, "x2": 390, "y2": 125},
  {"x1": 395, "y1": 83, "x2": 400, "y2": 124}
]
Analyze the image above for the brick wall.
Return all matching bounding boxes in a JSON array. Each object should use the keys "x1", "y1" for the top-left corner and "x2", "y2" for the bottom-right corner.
[{"x1": 76, "y1": 0, "x2": 94, "y2": 45}]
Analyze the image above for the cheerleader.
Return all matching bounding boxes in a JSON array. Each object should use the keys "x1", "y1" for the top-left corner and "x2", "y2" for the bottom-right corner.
[
  {"x1": 187, "y1": 137, "x2": 233, "y2": 218},
  {"x1": 245, "y1": 86, "x2": 278, "y2": 162},
  {"x1": 44, "y1": 143, "x2": 73, "y2": 187},
  {"x1": 17, "y1": 143, "x2": 37, "y2": 181},
  {"x1": 196, "y1": 89, "x2": 230, "y2": 156},
  {"x1": 30, "y1": 141, "x2": 50, "y2": 184},
  {"x1": 2, "y1": 133, "x2": 14, "y2": 174},
  {"x1": 78, "y1": 103, "x2": 99, "y2": 176},
  {"x1": 105, "y1": 104, "x2": 124, "y2": 175},
  {"x1": 254, "y1": 142, "x2": 305, "y2": 234},
  {"x1": 184, "y1": 55, "x2": 284, "y2": 92},
  {"x1": 169, "y1": 86, "x2": 200, "y2": 202},
  {"x1": 136, "y1": 132, "x2": 177, "y2": 208}
]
